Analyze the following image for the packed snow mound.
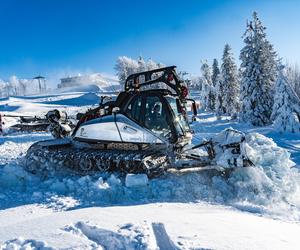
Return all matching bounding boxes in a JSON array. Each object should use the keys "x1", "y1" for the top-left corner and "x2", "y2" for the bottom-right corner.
[
  {"x1": 63, "y1": 221, "x2": 157, "y2": 250},
  {"x1": 0, "y1": 237, "x2": 53, "y2": 250},
  {"x1": 125, "y1": 174, "x2": 149, "y2": 187},
  {"x1": 0, "y1": 133, "x2": 51, "y2": 165},
  {"x1": 219, "y1": 132, "x2": 300, "y2": 217},
  {"x1": 1, "y1": 131, "x2": 300, "y2": 221}
]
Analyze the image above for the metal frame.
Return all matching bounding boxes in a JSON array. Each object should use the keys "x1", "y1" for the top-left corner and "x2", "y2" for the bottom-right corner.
[{"x1": 124, "y1": 66, "x2": 185, "y2": 99}]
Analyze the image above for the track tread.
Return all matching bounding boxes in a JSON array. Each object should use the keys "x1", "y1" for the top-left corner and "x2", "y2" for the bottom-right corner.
[{"x1": 25, "y1": 142, "x2": 170, "y2": 178}]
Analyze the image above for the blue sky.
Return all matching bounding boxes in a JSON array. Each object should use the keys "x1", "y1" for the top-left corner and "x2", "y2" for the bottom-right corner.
[{"x1": 0, "y1": 0, "x2": 299, "y2": 83}]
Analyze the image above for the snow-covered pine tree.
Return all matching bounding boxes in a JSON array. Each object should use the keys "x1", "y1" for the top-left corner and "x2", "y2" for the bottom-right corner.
[
  {"x1": 272, "y1": 65, "x2": 300, "y2": 133},
  {"x1": 286, "y1": 63, "x2": 300, "y2": 99},
  {"x1": 240, "y1": 12, "x2": 278, "y2": 126},
  {"x1": 211, "y1": 59, "x2": 225, "y2": 116},
  {"x1": 212, "y1": 59, "x2": 220, "y2": 87},
  {"x1": 201, "y1": 61, "x2": 212, "y2": 86},
  {"x1": 221, "y1": 44, "x2": 240, "y2": 117},
  {"x1": 215, "y1": 75, "x2": 225, "y2": 117},
  {"x1": 201, "y1": 61, "x2": 215, "y2": 111}
]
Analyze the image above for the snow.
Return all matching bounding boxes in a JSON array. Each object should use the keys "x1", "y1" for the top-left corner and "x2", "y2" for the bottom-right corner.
[
  {"x1": 0, "y1": 238, "x2": 53, "y2": 250},
  {"x1": 1, "y1": 91, "x2": 300, "y2": 249},
  {"x1": 64, "y1": 221, "x2": 157, "y2": 250},
  {"x1": 0, "y1": 203, "x2": 300, "y2": 250},
  {"x1": 125, "y1": 174, "x2": 149, "y2": 187}
]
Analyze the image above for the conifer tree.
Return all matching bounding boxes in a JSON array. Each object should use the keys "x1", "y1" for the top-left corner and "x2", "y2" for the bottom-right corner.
[
  {"x1": 272, "y1": 65, "x2": 300, "y2": 133},
  {"x1": 215, "y1": 74, "x2": 225, "y2": 117},
  {"x1": 240, "y1": 12, "x2": 277, "y2": 125},
  {"x1": 212, "y1": 59, "x2": 220, "y2": 87},
  {"x1": 286, "y1": 63, "x2": 300, "y2": 98},
  {"x1": 201, "y1": 61, "x2": 215, "y2": 111},
  {"x1": 212, "y1": 59, "x2": 225, "y2": 116},
  {"x1": 221, "y1": 44, "x2": 240, "y2": 117}
]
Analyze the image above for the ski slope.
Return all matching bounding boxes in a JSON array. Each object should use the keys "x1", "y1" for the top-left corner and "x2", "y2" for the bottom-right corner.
[{"x1": 1, "y1": 92, "x2": 300, "y2": 249}]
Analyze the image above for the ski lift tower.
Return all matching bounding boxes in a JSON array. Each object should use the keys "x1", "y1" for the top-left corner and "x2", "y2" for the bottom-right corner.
[{"x1": 33, "y1": 76, "x2": 46, "y2": 93}]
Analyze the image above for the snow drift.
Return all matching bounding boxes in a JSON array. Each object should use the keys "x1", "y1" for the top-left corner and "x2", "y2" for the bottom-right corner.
[{"x1": 0, "y1": 131, "x2": 300, "y2": 221}]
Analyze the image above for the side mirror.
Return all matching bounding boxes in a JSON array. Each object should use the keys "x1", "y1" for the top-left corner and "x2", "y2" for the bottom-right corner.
[{"x1": 112, "y1": 107, "x2": 120, "y2": 113}]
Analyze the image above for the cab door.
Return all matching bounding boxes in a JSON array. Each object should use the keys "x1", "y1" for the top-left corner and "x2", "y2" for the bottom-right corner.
[
  {"x1": 142, "y1": 94, "x2": 176, "y2": 142},
  {"x1": 120, "y1": 92, "x2": 178, "y2": 144},
  {"x1": 119, "y1": 94, "x2": 164, "y2": 144},
  {"x1": 118, "y1": 95, "x2": 144, "y2": 143}
]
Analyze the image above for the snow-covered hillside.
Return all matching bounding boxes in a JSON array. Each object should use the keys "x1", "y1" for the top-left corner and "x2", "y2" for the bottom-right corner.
[{"x1": 1, "y1": 92, "x2": 300, "y2": 249}]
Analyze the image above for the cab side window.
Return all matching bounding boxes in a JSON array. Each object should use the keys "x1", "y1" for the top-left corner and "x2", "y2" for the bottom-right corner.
[
  {"x1": 144, "y1": 96, "x2": 171, "y2": 136},
  {"x1": 125, "y1": 96, "x2": 142, "y2": 122}
]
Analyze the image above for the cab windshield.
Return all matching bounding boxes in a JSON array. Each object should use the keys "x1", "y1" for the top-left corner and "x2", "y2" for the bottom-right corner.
[{"x1": 165, "y1": 96, "x2": 190, "y2": 134}]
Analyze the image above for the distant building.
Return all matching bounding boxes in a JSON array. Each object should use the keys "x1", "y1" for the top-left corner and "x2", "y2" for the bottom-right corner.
[{"x1": 58, "y1": 73, "x2": 110, "y2": 89}]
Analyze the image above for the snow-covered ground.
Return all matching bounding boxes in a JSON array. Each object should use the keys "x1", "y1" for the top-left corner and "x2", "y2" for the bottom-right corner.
[{"x1": 1, "y1": 92, "x2": 300, "y2": 249}]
